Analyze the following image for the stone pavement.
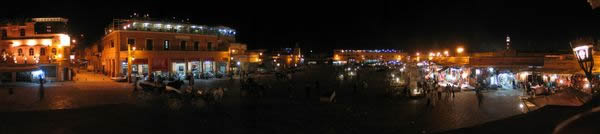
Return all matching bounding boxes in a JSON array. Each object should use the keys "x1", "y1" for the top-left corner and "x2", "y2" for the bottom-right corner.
[
  {"x1": 0, "y1": 81, "x2": 136, "y2": 112},
  {"x1": 0, "y1": 65, "x2": 532, "y2": 134}
]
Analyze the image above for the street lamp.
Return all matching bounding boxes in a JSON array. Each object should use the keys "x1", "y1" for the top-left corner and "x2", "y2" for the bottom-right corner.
[
  {"x1": 570, "y1": 39, "x2": 595, "y2": 93},
  {"x1": 456, "y1": 47, "x2": 464, "y2": 54}
]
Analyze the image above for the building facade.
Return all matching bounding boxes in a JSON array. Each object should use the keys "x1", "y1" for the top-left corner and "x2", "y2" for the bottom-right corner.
[
  {"x1": 100, "y1": 18, "x2": 251, "y2": 79},
  {"x1": 0, "y1": 17, "x2": 72, "y2": 82}
]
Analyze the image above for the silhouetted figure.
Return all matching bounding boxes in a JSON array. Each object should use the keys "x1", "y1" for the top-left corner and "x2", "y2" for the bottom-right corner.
[
  {"x1": 39, "y1": 75, "x2": 45, "y2": 100},
  {"x1": 476, "y1": 88, "x2": 483, "y2": 107},
  {"x1": 451, "y1": 84, "x2": 456, "y2": 97}
]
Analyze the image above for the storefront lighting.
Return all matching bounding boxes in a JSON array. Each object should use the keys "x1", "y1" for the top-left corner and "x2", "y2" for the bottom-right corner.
[
  {"x1": 276, "y1": 63, "x2": 280, "y2": 67},
  {"x1": 12, "y1": 41, "x2": 21, "y2": 47},
  {"x1": 26, "y1": 40, "x2": 37, "y2": 46},
  {"x1": 259, "y1": 52, "x2": 263, "y2": 56},
  {"x1": 444, "y1": 50, "x2": 449, "y2": 56},
  {"x1": 237, "y1": 61, "x2": 241, "y2": 65},
  {"x1": 519, "y1": 103, "x2": 524, "y2": 109},
  {"x1": 42, "y1": 39, "x2": 52, "y2": 46},
  {"x1": 475, "y1": 69, "x2": 481, "y2": 75},
  {"x1": 59, "y1": 34, "x2": 70, "y2": 46},
  {"x1": 488, "y1": 67, "x2": 494, "y2": 72},
  {"x1": 584, "y1": 83, "x2": 590, "y2": 88},
  {"x1": 143, "y1": 23, "x2": 150, "y2": 27},
  {"x1": 69, "y1": 55, "x2": 75, "y2": 60},
  {"x1": 31, "y1": 70, "x2": 44, "y2": 78}
]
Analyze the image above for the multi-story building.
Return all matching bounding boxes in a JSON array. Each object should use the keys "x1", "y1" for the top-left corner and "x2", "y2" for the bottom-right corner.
[
  {"x1": 0, "y1": 17, "x2": 72, "y2": 82},
  {"x1": 100, "y1": 18, "x2": 253, "y2": 79},
  {"x1": 270, "y1": 47, "x2": 303, "y2": 69},
  {"x1": 333, "y1": 49, "x2": 407, "y2": 64}
]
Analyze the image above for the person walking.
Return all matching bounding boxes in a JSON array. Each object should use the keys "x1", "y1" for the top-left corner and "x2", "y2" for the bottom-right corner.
[{"x1": 451, "y1": 83, "x2": 456, "y2": 98}]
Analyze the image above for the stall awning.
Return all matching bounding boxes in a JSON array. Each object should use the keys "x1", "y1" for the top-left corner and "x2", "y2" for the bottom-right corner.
[
  {"x1": 0, "y1": 64, "x2": 40, "y2": 72},
  {"x1": 525, "y1": 68, "x2": 582, "y2": 74}
]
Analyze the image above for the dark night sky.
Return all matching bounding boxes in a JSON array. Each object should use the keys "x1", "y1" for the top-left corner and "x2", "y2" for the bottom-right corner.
[{"x1": 1, "y1": 0, "x2": 599, "y2": 53}]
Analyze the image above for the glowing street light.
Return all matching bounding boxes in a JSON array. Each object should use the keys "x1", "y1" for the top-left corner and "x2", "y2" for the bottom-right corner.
[
  {"x1": 444, "y1": 50, "x2": 449, "y2": 56},
  {"x1": 456, "y1": 47, "x2": 464, "y2": 53},
  {"x1": 570, "y1": 38, "x2": 595, "y2": 92}
]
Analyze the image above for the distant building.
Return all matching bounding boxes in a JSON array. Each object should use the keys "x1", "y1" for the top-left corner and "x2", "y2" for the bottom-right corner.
[
  {"x1": 270, "y1": 47, "x2": 302, "y2": 69},
  {"x1": 99, "y1": 18, "x2": 256, "y2": 79},
  {"x1": 333, "y1": 49, "x2": 407, "y2": 64},
  {"x1": 0, "y1": 17, "x2": 72, "y2": 82}
]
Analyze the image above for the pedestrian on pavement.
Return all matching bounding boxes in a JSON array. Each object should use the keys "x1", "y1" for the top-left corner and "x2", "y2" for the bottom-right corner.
[
  {"x1": 451, "y1": 83, "x2": 456, "y2": 98},
  {"x1": 39, "y1": 75, "x2": 45, "y2": 99},
  {"x1": 445, "y1": 83, "x2": 451, "y2": 97}
]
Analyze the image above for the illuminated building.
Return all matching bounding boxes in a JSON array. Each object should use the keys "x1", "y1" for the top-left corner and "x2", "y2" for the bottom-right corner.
[
  {"x1": 0, "y1": 17, "x2": 72, "y2": 81},
  {"x1": 333, "y1": 49, "x2": 407, "y2": 64},
  {"x1": 100, "y1": 18, "x2": 253, "y2": 78}
]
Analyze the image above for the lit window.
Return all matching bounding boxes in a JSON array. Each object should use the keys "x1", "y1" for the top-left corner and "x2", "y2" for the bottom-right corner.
[
  {"x1": 164, "y1": 40, "x2": 170, "y2": 50},
  {"x1": 29, "y1": 48, "x2": 34, "y2": 56},
  {"x1": 18, "y1": 49, "x2": 23, "y2": 56}
]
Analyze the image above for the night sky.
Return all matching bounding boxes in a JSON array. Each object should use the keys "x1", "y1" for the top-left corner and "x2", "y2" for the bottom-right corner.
[{"x1": 2, "y1": 0, "x2": 599, "y2": 53}]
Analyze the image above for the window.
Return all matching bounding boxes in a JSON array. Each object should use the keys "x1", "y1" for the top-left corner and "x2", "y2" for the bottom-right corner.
[
  {"x1": 18, "y1": 49, "x2": 23, "y2": 56},
  {"x1": 19, "y1": 29, "x2": 25, "y2": 36},
  {"x1": 180, "y1": 41, "x2": 186, "y2": 50},
  {"x1": 194, "y1": 41, "x2": 199, "y2": 51},
  {"x1": 52, "y1": 48, "x2": 57, "y2": 55},
  {"x1": 146, "y1": 39, "x2": 153, "y2": 50},
  {"x1": 110, "y1": 40, "x2": 115, "y2": 48},
  {"x1": 29, "y1": 48, "x2": 34, "y2": 56},
  {"x1": 40, "y1": 48, "x2": 46, "y2": 56},
  {"x1": 164, "y1": 40, "x2": 170, "y2": 50},
  {"x1": 127, "y1": 38, "x2": 135, "y2": 46},
  {"x1": 1, "y1": 29, "x2": 6, "y2": 39},
  {"x1": 207, "y1": 42, "x2": 212, "y2": 51}
]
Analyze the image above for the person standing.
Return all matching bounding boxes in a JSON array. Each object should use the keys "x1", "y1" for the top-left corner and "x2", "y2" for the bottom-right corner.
[
  {"x1": 451, "y1": 83, "x2": 456, "y2": 98},
  {"x1": 39, "y1": 75, "x2": 45, "y2": 100}
]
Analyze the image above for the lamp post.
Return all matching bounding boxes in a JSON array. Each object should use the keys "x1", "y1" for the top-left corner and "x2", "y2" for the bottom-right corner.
[
  {"x1": 127, "y1": 45, "x2": 135, "y2": 83},
  {"x1": 570, "y1": 39, "x2": 595, "y2": 93}
]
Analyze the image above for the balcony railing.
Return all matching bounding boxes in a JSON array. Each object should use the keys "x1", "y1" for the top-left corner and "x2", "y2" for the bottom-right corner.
[{"x1": 105, "y1": 19, "x2": 236, "y2": 37}]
